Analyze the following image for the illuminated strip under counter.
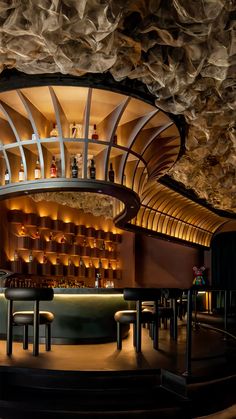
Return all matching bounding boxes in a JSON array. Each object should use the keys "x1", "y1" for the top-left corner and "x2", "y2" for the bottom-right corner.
[{"x1": 0, "y1": 288, "x2": 129, "y2": 344}]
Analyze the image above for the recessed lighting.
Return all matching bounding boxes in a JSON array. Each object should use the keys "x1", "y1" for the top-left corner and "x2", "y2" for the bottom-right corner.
[{"x1": 97, "y1": 190, "x2": 103, "y2": 193}]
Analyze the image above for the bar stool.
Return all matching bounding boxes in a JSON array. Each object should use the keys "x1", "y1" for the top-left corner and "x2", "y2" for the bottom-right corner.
[
  {"x1": 5, "y1": 288, "x2": 54, "y2": 356},
  {"x1": 114, "y1": 288, "x2": 161, "y2": 353},
  {"x1": 161, "y1": 288, "x2": 183, "y2": 340}
]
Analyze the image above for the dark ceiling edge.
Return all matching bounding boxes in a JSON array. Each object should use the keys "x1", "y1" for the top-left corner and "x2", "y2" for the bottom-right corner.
[
  {"x1": 159, "y1": 175, "x2": 236, "y2": 220},
  {"x1": 0, "y1": 69, "x2": 186, "y2": 158}
]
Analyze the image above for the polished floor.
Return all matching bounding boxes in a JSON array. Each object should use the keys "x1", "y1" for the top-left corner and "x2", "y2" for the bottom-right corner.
[{"x1": 0, "y1": 321, "x2": 235, "y2": 380}]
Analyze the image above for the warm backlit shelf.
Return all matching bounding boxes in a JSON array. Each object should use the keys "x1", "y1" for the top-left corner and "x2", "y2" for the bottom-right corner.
[{"x1": 8, "y1": 209, "x2": 121, "y2": 282}]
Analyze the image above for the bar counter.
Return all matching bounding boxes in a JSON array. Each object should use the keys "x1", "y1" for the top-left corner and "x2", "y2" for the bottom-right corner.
[{"x1": 0, "y1": 288, "x2": 130, "y2": 344}]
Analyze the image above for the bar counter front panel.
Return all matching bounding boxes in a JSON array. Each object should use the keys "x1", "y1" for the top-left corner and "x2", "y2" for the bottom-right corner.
[{"x1": 0, "y1": 288, "x2": 130, "y2": 344}]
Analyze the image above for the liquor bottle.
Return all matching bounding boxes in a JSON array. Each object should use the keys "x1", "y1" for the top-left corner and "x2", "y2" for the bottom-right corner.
[
  {"x1": 35, "y1": 229, "x2": 40, "y2": 239},
  {"x1": 50, "y1": 156, "x2": 57, "y2": 178},
  {"x1": 50, "y1": 123, "x2": 58, "y2": 137},
  {"x1": 95, "y1": 272, "x2": 101, "y2": 288},
  {"x1": 19, "y1": 161, "x2": 25, "y2": 182},
  {"x1": 4, "y1": 168, "x2": 9, "y2": 185},
  {"x1": 93, "y1": 238, "x2": 97, "y2": 248},
  {"x1": 19, "y1": 224, "x2": 26, "y2": 236},
  {"x1": 56, "y1": 254, "x2": 60, "y2": 264},
  {"x1": 29, "y1": 251, "x2": 33, "y2": 262},
  {"x1": 14, "y1": 250, "x2": 19, "y2": 261},
  {"x1": 89, "y1": 159, "x2": 96, "y2": 179},
  {"x1": 49, "y1": 231, "x2": 53, "y2": 241},
  {"x1": 98, "y1": 258, "x2": 103, "y2": 269},
  {"x1": 71, "y1": 122, "x2": 77, "y2": 138},
  {"x1": 79, "y1": 257, "x2": 84, "y2": 267},
  {"x1": 34, "y1": 158, "x2": 41, "y2": 180},
  {"x1": 108, "y1": 163, "x2": 115, "y2": 182},
  {"x1": 92, "y1": 124, "x2": 99, "y2": 140},
  {"x1": 60, "y1": 234, "x2": 66, "y2": 243},
  {"x1": 71, "y1": 157, "x2": 78, "y2": 178},
  {"x1": 68, "y1": 257, "x2": 72, "y2": 266},
  {"x1": 77, "y1": 153, "x2": 83, "y2": 177},
  {"x1": 43, "y1": 252, "x2": 47, "y2": 263}
]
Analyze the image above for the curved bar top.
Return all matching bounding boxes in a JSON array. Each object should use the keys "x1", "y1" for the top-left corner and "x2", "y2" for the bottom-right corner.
[{"x1": 0, "y1": 288, "x2": 130, "y2": 344}]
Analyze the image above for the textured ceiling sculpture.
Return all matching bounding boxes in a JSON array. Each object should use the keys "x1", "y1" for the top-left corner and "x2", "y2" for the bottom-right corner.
[
  {"x1": 31, "y1": 192, "x2": 114, "y2": 219},
  {"x1": 0, "y1": 0, "x2": 235, "y2": 213}
]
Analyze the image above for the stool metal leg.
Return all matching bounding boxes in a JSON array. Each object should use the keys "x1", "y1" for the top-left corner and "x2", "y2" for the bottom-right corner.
[
  {"x1": 23, "y1": 325, "x2": 28, "y2": 349},
  {"x1": 33, "y1": 300, "x2": 40, "y2": 356},
  {"x1": 136, "y1": 300, "x2": 142, "y2": 353},
  {"x1": 172, "y1": 299, "x2": 178, "y2": 341},
  {"x1": 7, "y1": 300, "x2": 13, "y2": 355},
  {"x1": 45, "y1": 324, "x2": 51, "y2": 351},
  {"x1": 117, "y1": 322, "x2": 122, "y2": 349},
  {"x1": 153, "y1": 301, "x2": 159, "y2": 350},
  {"x1": 133, "y1": 324, "x2": 136, "y2": 347}
]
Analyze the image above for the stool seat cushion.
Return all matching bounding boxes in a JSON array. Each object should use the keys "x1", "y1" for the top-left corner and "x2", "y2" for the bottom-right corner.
[
  {"x1": 13, "y1": 311, "x2": 54, "y2": 325},
  {"x1": 114, "y1": 309, "x2": 154, "y2": 324}
]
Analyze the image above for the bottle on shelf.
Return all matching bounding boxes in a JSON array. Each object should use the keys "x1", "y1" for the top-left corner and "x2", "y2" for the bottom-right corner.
[
  {"x1": 56, "y1": 254, "x2": 60, "y2": 264},
  {"x1": 29, "y1": 251, "x2": 33, "y2": 262},
  {"x1": 93, "y1": 238, "x2": 97, "y2": 248},
  {"x1": 68, "y1": 257, "x2": 72, "y2": 266},
  {"x1": 108, "y1": 163, "x2": 115, "y2": 182},
  {"x1": 35, "y1": 228, "x2": 40, "y2": 239},
  {"x1": 19, "y1": 161, "x2": 25, "y2": 182},
  {"x1": 34, "y1": 158, "x2": 41, "y2": 180},
  {"x1": 79, "y1": 257, "x2": 84, "y2": 267},
  {"x1": 60, "y1": 234, "x2": 66, "y2": 243},
  {"x1": 89, "y1": 159, "x2": 96, "y2": 179},
  {"x1": 95, "y1": 272, "x2": 101, "y2": 288},
  {"x1": 92, "y1": 124, "x2": 99, "y2": 140},
  {"x1": 98, "y1": 258, "x2": 103, "y2": 269},
  {"x1": 77, "y1": 153, "x2": 83, "y2": 178},
  {"x1": 101, "y1": 240, "x2": 105, "y2": 251},
  {"x1": 49, "y1": 231, "x2": 53, "y2": 241},
  {"x1": 71, "y1": 157, "x2": 78, "y2": 178},
  {"x1": 50, "y1": 123, "x2": 59, "y2": 137},
  {"x1": 43, "y1": 252, "x2": 48, "y2": 264},
  {"x1": 19, "y1": 224, "x2": 26, "y2": 236},
  {"x1": 4, "y1": 168, "x2": 9, "y2": 185},
  {"x1": 14, "y1": 250, "x2": 19, "y2": 261},
  {"x1": 50, "y1": 156, "x2": 57, "y2": 178},
  {"x1": 71, "y1": 122, "x2": 77, "y2": 138}
]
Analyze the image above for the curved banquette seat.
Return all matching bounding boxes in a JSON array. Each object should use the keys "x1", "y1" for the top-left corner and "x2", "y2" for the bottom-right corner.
[{"x1": 5, "y1": 287, "x2": 54, "y2": 356}]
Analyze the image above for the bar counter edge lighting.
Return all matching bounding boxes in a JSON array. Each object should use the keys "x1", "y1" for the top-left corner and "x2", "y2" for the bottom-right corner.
[{"x1": 0, "y1": 288, "x2": 130, "y2": 344}]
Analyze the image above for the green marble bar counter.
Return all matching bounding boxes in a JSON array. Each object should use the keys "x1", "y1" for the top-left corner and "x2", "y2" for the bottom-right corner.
[{"x1": 0, "y1": 288, "x2": 130, "y2": 344}]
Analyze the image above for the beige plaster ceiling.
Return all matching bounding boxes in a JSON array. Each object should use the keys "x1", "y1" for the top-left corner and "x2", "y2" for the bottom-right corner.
[{"x1": 0, "y1": 1, "x2": 235, "y2": 214}]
